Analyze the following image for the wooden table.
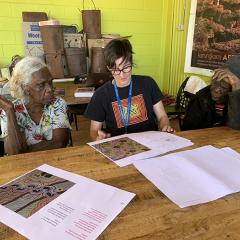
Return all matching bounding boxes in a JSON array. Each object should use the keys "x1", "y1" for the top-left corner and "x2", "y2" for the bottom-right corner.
[
  {"x1": 54, "y1": 82, "x2": 91, "y2": 106},
  {"x1": 0, "y1": 127, "x2": 240, "y2": 240},
  {"x1": 54, "y1": 82, "x2": 91, "y2": 131}
]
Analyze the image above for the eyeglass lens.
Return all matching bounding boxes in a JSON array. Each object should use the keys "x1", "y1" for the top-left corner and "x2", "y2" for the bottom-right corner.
[{"x1": 112, "y1": 66, "x2": 132, "y2": 75}]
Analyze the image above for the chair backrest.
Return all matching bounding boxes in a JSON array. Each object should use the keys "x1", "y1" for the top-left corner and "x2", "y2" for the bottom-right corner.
[
  {"x1": 175, "y1": 77, "x2": 195, "y2": 110},
  {"x1": 174, "y1": 77, "x2": 195, "y2": 131}
]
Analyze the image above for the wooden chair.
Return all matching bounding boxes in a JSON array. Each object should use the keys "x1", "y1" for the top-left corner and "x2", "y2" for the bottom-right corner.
[{"x1": 68, "y1": 104, "x2": 88, "y2": 131}]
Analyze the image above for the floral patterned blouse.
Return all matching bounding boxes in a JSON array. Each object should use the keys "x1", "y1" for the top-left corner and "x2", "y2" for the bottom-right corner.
[{"x1": 0, "y1": 97, "x2": 71, "y2": 146}]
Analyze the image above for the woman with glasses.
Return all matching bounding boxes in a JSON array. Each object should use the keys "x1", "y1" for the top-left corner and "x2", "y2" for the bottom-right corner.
[
  {"x1": 84, "y1": 39, "x2": 173, "y2": 141},
  {"x1": 182, "y1": 55, "x2": 240, "y2": 130}
]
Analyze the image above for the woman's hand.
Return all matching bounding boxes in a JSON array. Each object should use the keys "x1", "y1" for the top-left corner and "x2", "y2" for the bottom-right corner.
[
  {"x1": 96, "y1": 130, "x2": 111, "y2": 140},
  {"x1": 213, "y1": 69, "x2": 240, "y2": 91},
  {"x1": 0, "y1": 95, "x2": 14, "y2": 114},
  {"x1": 161, "y1": 125, "x2": 174, "y2": 133}
]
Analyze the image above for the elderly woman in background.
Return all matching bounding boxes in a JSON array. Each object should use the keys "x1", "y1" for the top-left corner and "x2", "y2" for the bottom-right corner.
[
  {"x1": 182, "y1": 55, "x2": 240, "y2": 130},
  {"x1": 0, "y1": 56, "x2": 71, "y2": 155}
]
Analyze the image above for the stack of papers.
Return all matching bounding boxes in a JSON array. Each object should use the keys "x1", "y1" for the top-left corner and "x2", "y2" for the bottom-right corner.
[
  {"x1": 88, "y1": 131, "x2": 193, "y2": 167},
  {"x1": 134, "y1": 145, "x2": 240, "y2": 208},
  {"x1": 74, "y1": 87, "x2": 94, "y2": 98},
  {"x1": 0, "y1": 164, "x2": 135, "y2": 240}
]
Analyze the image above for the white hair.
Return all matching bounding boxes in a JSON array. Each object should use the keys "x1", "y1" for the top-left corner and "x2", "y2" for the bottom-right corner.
[{"x1": 10, "y1": 56, "x2": 48, "y2": 99}]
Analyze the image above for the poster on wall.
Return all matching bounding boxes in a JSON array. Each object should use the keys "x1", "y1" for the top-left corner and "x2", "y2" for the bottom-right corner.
[{"x1": 185, "y1": 0, "x2": 240, "y2": 76}]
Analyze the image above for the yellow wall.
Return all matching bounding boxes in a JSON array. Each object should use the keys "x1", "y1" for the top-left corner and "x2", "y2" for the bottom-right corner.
[{"x1": 0, "y1": 0, "x2": 209, "y2": 95}]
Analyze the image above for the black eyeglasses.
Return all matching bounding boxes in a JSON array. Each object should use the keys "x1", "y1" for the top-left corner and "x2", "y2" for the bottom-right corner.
[{"x1": 109, "y1": 65, "x2": 132, "y2": 75}]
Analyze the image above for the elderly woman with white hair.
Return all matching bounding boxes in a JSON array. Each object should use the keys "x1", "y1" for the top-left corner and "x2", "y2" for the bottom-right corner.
[{"x1": 0, "y1": 56, "x2": 71, "y2": 155}]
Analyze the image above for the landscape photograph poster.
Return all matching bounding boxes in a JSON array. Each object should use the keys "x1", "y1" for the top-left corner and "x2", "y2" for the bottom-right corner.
[{"x1": 185, "y1": 0, "x2": 240, "y2": 76}]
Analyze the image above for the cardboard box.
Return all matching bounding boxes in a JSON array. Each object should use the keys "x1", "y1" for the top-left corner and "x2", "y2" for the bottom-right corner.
[
  {"x1": 87, "y1": 38, "x2": 112, "y2": 59},
  {"x1": 64, "y1": 33, "x2": 86, "y2": 48},
  {"x1": 22, "y1": 22, "x2": 44, "y2": 57},
  {"x1": 22, "y1": 12, "x2": 47, "y2": 58}
]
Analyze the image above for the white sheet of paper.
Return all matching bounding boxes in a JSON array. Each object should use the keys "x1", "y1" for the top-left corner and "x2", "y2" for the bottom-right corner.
[
  {"x1": 221, "y1": 147, "x2": 240, "y2": 158},
  {"x1": 0, "y1": 164, "x2": 135, "y2": 240},
  {"x1": 134, "y1": 145, "x2": 240, "y2": 208},
  {"x1": 88, "y1": 131, "x2": 193, "y2": 167}
]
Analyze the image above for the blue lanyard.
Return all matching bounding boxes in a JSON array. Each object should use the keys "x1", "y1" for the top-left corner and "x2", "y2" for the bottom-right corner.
[{"x1": 113, "y1": 80, "x2": 132, "y2": 133}]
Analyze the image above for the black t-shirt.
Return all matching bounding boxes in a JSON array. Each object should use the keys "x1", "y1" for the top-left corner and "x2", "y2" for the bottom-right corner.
[{"x1": 84, "y1": 75, "x2": 164, "y2": 136}]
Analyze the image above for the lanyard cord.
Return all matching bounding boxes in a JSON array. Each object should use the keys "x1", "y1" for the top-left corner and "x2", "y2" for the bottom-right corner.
[{"x1": 113, "y1": 80, "x2": 132, "y2": 133}]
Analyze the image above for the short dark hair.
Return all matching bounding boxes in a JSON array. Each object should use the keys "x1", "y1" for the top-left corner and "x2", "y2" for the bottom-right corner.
[{"x1": 104, "y1": 39, "x2": 133, "y2": 69}]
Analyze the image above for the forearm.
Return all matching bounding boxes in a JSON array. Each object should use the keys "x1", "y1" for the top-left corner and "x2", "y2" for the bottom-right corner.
[
  {"x1": 28, "y1": 128, "x2": 70, "y2": 152},
  {"x1": 89, "y1": 120, "x2": 104, "y2": 141},
  {"x1": 27, "y1": 139, "x2": 67, "y2": 152},
  {"x1": 4, "y1": 110, "x2": 28, "y2": 155},
  {"x1": 90, "y1": 130, "x2": 98, "y2": 141},
  {"x1": 231, "y1": 81, "x2": 240, "y2": 91},
  {"x1": 158, "y1": 115, "x2": 170, "y2": 130}
]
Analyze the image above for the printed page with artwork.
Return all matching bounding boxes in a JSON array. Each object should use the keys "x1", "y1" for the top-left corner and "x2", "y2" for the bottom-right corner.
[
  {"x1": 88, "y1": 131, "x2": 193, "y2": 167},
  {"x1": 0, "y1": 164, "x2": 135, "y2": 240}
]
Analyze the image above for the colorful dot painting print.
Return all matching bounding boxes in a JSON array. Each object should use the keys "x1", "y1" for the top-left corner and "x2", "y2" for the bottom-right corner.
[
  {"x1": 0, "y1": 169, "x2": 75, "y2": 218},
  {"x1": 92, "y1": 137, "x2": 151, "y2": 161}
]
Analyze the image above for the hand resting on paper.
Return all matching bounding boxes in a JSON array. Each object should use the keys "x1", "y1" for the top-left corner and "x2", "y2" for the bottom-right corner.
[
  {"x1": 96, "y1": 130, "x2": 111, "y2": 141},
  {"x1": 161, "y1": 125, "x2": 175, "y2": 133}
]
